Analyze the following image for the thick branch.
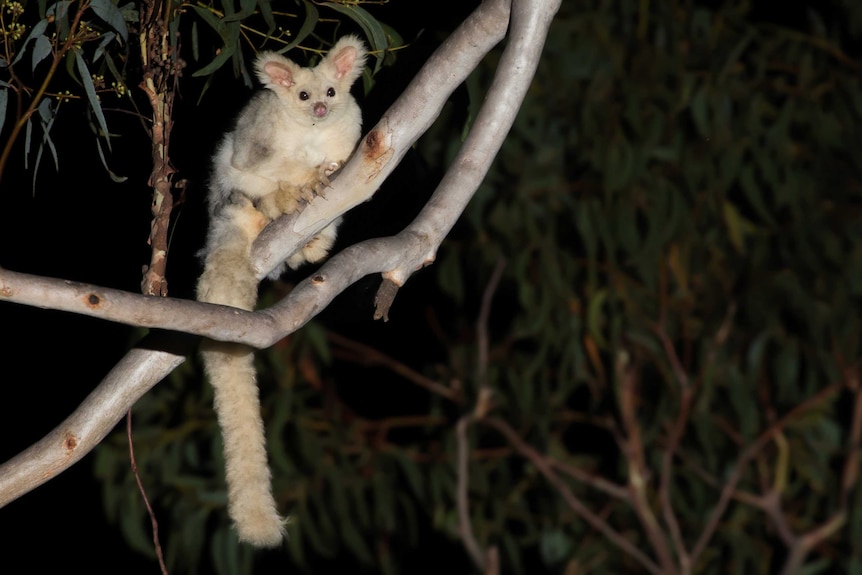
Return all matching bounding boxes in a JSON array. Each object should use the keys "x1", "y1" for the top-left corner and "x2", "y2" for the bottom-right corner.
[
  {"x1": 0, "y1": 0, "x2": 563, "y2": 509},
  {"x1": 0, "y1": 334, "x2": 191, "y2": 507},
  {"x1": 0, "y1": 0, "x2": 515, "y2": 346}
]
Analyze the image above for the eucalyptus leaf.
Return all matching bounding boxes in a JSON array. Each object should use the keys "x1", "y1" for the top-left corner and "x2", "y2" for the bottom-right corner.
[
  {"x1": 0, "y1": 88, "x2": 7, "y2": 137},
  {"x1": 89, "y1": 0, "x2": 128, "y2": 42},
  {"x1": 31, "y1": 35, "x2": 52, "y2": 72},
  {"x1": 74, "y1": 50, "x2": 111, "y2": 150},
  {"x1": 192, "y1": 43, "x2": 235, "y2": 77},
  {"x1": 321, "y1": 2, "x2": 387, "y2": 72},
  {"x1": 278, "y1": 1, "x2": 318, "y2": 54},
  {"x1": 10, "y1": 19, "x2": 48, "y2": 67}
]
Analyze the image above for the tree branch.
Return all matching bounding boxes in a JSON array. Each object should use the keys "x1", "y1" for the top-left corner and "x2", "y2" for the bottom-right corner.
[
  {"x1": 616, "y1": 352, "x2": 677, "y2": 574},
  {"x1": 456, "y1": 414, "x2": 486, "y2": 571},
  {"x1": 0, "y1": 0, "x2": 562, "y2": 510},
  {"x1": 689, "y1": 382, "x2": 843, "y2": 564},
  {"x1": 0, "y1": 334, "x2": 191, "y2": 507},
  {"x1": 483, "y1": 417, "x2": 664, "y2": 575}
]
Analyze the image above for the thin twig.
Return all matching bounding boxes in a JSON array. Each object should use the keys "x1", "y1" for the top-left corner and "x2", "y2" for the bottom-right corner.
[
  {"x1": 484, "y1": 417, "x2": 664, "y2": 575},
  {"x1": 779, "y1": 511, "x2": 847, "y2": 575},
  {"x1": 456, "y1": 256, "x2": 506, "y2": 571},
  {"x1": 651, "y1": 322, "x2": 690, "y2": 388},
  {"x1": 616, "y1": 352, "x2": 677, "y2": 574},
  {"x1": 327, "y1": 331, "x2": 462, "y2": 403},
  {"x1": 548, "y1": 459, "x2": 630, "y2": 501},
  {"x1": 840, "y1": 367, "x2": 862, "y2": 508},
  {"x1": 456, "y1": 415, "x2": 486, "y2": 571},
  {"x1": 690, "y1": 382, "x2": 842, "y2": 564},
  {"x1": 659, "y1": 385, "x2": 693, "y2": 572},
  {"x1": 476, "y1": 256, "x2": 506, "y2": 386},
  {"x1": 484, "y1": 546, "x2": 500, "y2": 575},
  {"x1": 127, "y1": 410, "x2": 169, "y2": 575}
]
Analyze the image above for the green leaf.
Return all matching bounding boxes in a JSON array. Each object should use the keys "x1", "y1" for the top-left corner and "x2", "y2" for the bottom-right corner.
[
  {"x1": 190, "y1": 5, "x2": 227, "y2": 39},
  {"x1": 586, "y1": 288, "x2": 608, "y2": 349},
  {"x1": 47, "y1": 1, "x2": 73, "y2": 39},
  {"x1": 739, "y1": 165, "x2": 776, "y2": 227},
  {"x1": 74, "y1": 49, "x2": 111, "y2": 150},
  {"x1": 31, "y1": 35, "x2": 52, "y2": 72},
  {"x1": 746, "y1": 330, "x2": 771, "y2": 376},
  {"x1": 691, "y1": 85, "x2": 711, "y2": 138},
  {"x1": 350, "y1": 483, "x2": 371, "y2": 529},
  {"x1": 286, "y1": 512, "x2": 307, "y2": 567},
  {"x1": 301, "y1": 495, "x2": 337, "y2": 557},
  {"x1": 11, "y1": 19, "x2": 48, "y2": 67},
  {"x1": 24, "y1": 116, "x2": 33, "y2": 169},
  {"x1": 304, "y1": 321, "x2": 331, "y2": 364},
  {"x1": 340, "y1": 515, "x2": 374, "y2": 564},
  {"x1": 722, "y1": 200, "x2": 756, "y2": 254},
  {"x1": 718, "y1": 29, "x2": 754, "y2": 83},
  {"x1": 373, "y1": 472, "x2": 396, "y2": 531},
  {"x1": 393, "y1": 451, "x2": 425, "y2": 499},
  {"x1": 31, "y1": 97, "x2": 59, "y2": 192},
  {"x1": 118, "y1": 2, "x2": 139, "y2": 23},
  {"x1": 773, "y1": 340, "x2": 800, "y2": 403},
  {"x1": 192, "y1": 43, "x2": 235, "y2": 77},
  {"x1": 223, "y1": 0, "x2": 257, "y2": 23},
  {"x1": 727, "y1": 367, "x2": 758, "y2": 440},
  {"x1": 321, "y1": 2, "x2": 387, "y2": 72},
  {"x1": 259, "y1": 0, "x2": 276, "y2": 35},
  {"x1": 800, "y1": 558, "x2": 835, "y2": 575},
  {"x1": 95, "y1": 136, "x2": 127, "y2": 183},
  {"x1": 502, "y1": 530, "x2": 525, "y2": 575},
  {"x1": 0, "y1": 88, "x2": 7, "y2": 137},
  {"x1": 540, "y1": 528, "x2": 571, "y2": 565},
  {"x1": 89, "y1": 0, "x2": 129, "y2": 42},
  {"x1": 278, "y1": 1, "x2": 318, "y2": 54}
]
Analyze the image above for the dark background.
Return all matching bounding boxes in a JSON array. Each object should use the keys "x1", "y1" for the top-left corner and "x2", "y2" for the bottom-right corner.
[
  {"x1": 4, "y1": 1, "x2": 860, "y2": 573},
  {"x1": 0, "y1": 1, "x2": 477, "y2": 572}
]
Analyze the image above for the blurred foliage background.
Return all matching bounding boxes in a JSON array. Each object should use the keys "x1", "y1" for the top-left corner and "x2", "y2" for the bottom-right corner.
[{"x1": 2, "y1": 0, "x2": 862, "y2": 574}]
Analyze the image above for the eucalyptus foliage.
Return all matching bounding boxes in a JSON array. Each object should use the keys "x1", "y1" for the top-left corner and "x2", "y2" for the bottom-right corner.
[{"x1": 9, "y1": 0, "x2": 861, "y2": 573}]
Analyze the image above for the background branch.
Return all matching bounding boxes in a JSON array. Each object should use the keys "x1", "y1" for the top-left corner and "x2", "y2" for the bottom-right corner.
[{"x1": 0, "y1": 0, "x2": 562, "y2": 510}]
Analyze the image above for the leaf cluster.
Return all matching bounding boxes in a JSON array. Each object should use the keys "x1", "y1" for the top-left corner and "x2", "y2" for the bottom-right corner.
[
  {"x1": 0, "y1": 0, "x2": 401, "y2": 187},
  {"x1": 96, "y1": 1, "x2": 862, "y2": 574}
]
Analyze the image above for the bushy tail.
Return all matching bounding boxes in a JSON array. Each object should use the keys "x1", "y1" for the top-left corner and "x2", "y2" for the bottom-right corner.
[
  {"x1": 196, "y1": 202, "x2": 285, "y2": 547},
  {"x1": 200, "y1": 340, "x2": 285, "y2": 547}
]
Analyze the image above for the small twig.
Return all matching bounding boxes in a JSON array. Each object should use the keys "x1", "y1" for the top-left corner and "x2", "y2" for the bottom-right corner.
[
  {"x1": 840, "y1": 367, "x2": 862, "y2": 508},
  {"x1": 127, "y1": 410, "x2": 169, "y2": 575},
  {"x1": 779, "y1": 511, "x2": 847, "y2": 575},
  {"x1": 659, "y1": 385, "x2": 694, "y2": 571},
  {"x1": 484, "y1": 417, "x2": 664, "y2": 575},
  {"x1": 651, "y1": 307, "x2": 731, "y2": 572},
  {"x1": 455, "y1": 257, "x2": 506, "y2": 572},
  {"x1": 483, "y1": 546, "x2": 500, "y2": 575},
  {"x1": 476, "y1": 256, "x2": 506, "y2": 386},
  {"x1": 651, "y1": 322, "x2": 690, "y2": 389},
  {"x1": 616, "y1": 352, "x2": 677, "y2": 574},
  {"x1": 456, "y1": 415, "x2": 486, "y2": 571},
  {"x1": 700, "y1": 302, "x2": 736, "y2": 382},
  {"x1": 327, "y1": 331, "x2": 462, "y2": 403},
  {"x1": 690, "y1": 382, "x2": 842, "y2": 564},
  {"x1": 547, "y1": 459, "x2": 630, "y2": 501},
  {"x1": 759, "y1": 490, "x2": 796, "y2": 548},
  {"x1": 373, "y1": 277, "x2": 400, "y2": 321}
]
